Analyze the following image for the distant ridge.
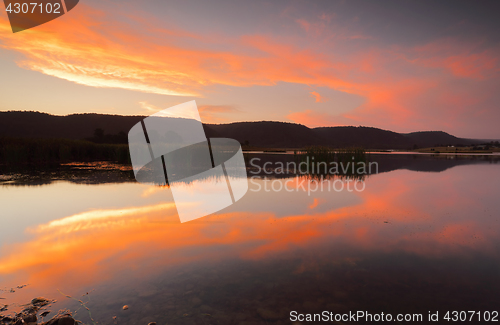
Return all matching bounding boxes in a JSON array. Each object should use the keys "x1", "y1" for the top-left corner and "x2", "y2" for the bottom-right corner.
[{"x1": 0, "y1": 111, "x2": 482, "y2": 149}]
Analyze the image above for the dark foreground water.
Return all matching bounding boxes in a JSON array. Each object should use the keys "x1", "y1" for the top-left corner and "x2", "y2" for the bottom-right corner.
[{"x1": 0, "y1": 154, "x2": 499, "y2": 324}]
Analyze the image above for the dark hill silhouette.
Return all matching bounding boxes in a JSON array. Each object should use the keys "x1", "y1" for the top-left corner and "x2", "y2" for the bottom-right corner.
[
  {"x1": 204, "y1": 121, "x2": 323, "y2": 148},
  {"x1": 0, "y1": 111, "x2": 481, "y2": 149},
  {"x1": 403, "y1": 131, "x2": 464, "y2": 148},
  {"x1": 313, "y1": 126, "x2": 409, "y2": 149},
  {"x1": 0, "y1": 111, "x2": 143, "y2": 140}
]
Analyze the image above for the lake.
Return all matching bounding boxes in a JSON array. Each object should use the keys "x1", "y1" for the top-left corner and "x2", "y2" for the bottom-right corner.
[{"x1": 1, "y1": 154, "x2": 499, "y2": 324}]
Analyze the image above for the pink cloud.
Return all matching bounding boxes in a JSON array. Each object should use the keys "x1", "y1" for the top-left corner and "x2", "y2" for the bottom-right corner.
[
  {"x1": 0, "y1": 4, "x2": 499, "y2": 138},
  {"x1": 309, "y1": 91, "x2": 328, "y2": 103},
  {"x1": 411, "y1": 40, "x2": 500, "y2": 80}
]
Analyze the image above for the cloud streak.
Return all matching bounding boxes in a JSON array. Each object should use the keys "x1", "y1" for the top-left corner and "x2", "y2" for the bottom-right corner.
[
  {"x1": 309, "y1": 91, "x2": 327, "y2": 103},
  {"x1": 0, "y1": 2, "x2": 499, "y2": 137}
]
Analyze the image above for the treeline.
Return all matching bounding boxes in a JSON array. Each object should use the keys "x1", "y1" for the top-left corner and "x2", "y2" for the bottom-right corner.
[
  {"x1": 0, "y1": 137, "x2": 130, "y2": 166},
  {"x1": 0, "y1": 111, "x2": 484, "y2": 150},
  {"x1": 85, "y1": 128, "x2": 128, "y2": 144}
]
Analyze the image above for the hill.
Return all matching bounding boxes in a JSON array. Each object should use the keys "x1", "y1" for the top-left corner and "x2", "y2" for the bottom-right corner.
[
  {"x1": 402, "y1": 131, "x2": 466, "y2": 148},
  {"x1": 0, "y1": 111, "x2": 481, "y2": 149},
  {"x1": 204, "y1": 121, "x2": 323, "y2": 148},
  {"x1": 0, "y1": 111, "x2": 143, "y2": 140}
]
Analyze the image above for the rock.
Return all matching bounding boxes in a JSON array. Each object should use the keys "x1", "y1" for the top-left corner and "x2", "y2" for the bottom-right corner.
[
  {"x1": 40, "y1": 311, "x2": 52, "y2": 317},
  {"x1": 4, "y1": 298, "x2": 76, "y2": 325},
  {"x1": 0, "y1": 315, "x2": 14, "y2": 323},
  {"x1": 22, "y1": 313, "x2": 37, "y2": 324},
  {"x1": 43, "y1": 314, "x2": 75, "y2": 325},
  {"x1": 122, "y1": 305, "x2": 129, "y2": 310},
  {"x1": 13, "y1": 318, "x2": 24, "y2": 325},
  {"x1": 22, "y1": 306, "x2": 39, "y2": 314},
  {"x1": 31, "y1": 297, "x2": 51, "y2": 307},
  {"x1": 56, "y1": 316, "x2": 76, "y2": 325}
]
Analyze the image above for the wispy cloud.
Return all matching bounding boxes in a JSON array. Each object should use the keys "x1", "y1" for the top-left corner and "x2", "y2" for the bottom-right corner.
[
  {"x1": 0, "y1": 7, "x2": 202, "y2": 96},
  {"x1": 309, "y1": 91, "x2": 327, "y2": 103},
  {"x1": 0, "y1": 3, "x2": 499, "y2": 137},
  {"x1": 0, "y1": 6, "x2": 354, "y2": 98},
  {"x1": 139, "y1": 101, "x2": 160, "y2": 113}
]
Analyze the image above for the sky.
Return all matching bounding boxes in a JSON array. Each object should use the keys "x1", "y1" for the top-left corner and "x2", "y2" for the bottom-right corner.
[{"x1": 0, "y1": 0, "x2": 499, "y2": 138}]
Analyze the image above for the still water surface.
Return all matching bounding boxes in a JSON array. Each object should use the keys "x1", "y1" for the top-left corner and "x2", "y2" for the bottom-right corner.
[{"x1": 0, "y1": 154, "x2": 499, "y2": 324}]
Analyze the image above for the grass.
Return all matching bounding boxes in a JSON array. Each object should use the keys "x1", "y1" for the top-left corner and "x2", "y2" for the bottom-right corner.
[
  {"x1": 336, "y1": 147, "x2": 367, "y2": 165},
  {"x1": 1, "y1": 138, "x2": 370, "y2": 181},
  {"x1": 296, "y1": 146, "x2": 368, "y2": 178}
]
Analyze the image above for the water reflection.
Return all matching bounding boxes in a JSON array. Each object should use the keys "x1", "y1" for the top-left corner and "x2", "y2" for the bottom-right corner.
[
  {"x1": 0, "y1": 156, "x2": 499, "y2": 324},
  {"x1": 2, "y1": 153, "x2": 499, "y2": 186}
]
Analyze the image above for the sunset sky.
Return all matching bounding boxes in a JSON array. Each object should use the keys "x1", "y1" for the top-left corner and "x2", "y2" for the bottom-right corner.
[{"x1": 0, "y1": 0, "x2": 499, "y2": 138}]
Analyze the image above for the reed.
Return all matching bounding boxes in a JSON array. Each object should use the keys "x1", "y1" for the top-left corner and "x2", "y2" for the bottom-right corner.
[
  {"x1": 296, "y1": 146, "x2": 368, "y2": 178},
  {"x1": 336, "y1": 147, "x2": 367, "y2": 166}
]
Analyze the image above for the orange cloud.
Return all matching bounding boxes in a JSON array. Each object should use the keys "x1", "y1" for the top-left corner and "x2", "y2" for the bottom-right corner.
[
  {"x1": 411, "y1": 40, "x2": 500, "y2": 80},
  {"x1": 308, "y1": 198, "x2": 320, "y2": 209},
  {"x1": 138, "y1": 101, "x2": 160, "y2": 113},
  {"x1": 0, "y1": 8, "x2": 199, "y2": 96},
  {"x1": 309, "y1": 91, "x2": 327, "y2": 103},
  {"x1": 0, "y1": 4, "x2": 499, "y2": 137},
  {"x1": 0, "y1": 6, "x2": 354, "y2": 98}
]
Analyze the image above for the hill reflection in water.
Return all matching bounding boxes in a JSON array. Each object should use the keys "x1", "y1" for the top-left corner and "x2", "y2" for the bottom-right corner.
[{"x1": 0, "y1": 154, "x2": 499, "y2": 324}]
